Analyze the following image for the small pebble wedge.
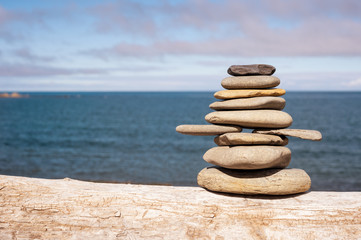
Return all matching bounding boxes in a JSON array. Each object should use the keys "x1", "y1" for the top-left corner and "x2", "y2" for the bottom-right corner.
[
  {"x1": 227, "y1": 64, "x2": 276, "y2": 76},
  {"x1": 214, "y1": 132, "x2": 288, "y2": 146},
  {"x1": 176, "y1": 124, "x2": 242, "y2": 136},
  {"x1": 214, "y1": 89, "x2": 285, "y2": 99},
  {"x1": 205, "y1": 110, "x2": 293, "y2": 129},
  {"x1": 221, "y1": 76, "x2": 280, "y2": 89},
  {"x1": 203, "y1": 146, "x2": 291, "y2": 169},
  {"x1": 197, "y1": 167, "x2": 311, "y2": 195},
  {"x1": 209, "y1": 96, "x2": 285, "y2": 110},
  {"x1": 253, "y1": 129, "x2": 322, "y2": 141}
]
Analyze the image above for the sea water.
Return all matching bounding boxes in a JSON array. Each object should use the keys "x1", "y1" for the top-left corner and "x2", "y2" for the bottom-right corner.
[{"x1": 0, "y1": 92, "x2": 360, "y2": 191}]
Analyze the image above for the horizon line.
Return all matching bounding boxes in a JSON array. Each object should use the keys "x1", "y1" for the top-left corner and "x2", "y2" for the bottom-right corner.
[{"x1": 2, "y1": 90, "x2": 361, "y2": 93}]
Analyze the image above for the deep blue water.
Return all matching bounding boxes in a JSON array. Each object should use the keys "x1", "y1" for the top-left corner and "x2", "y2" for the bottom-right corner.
[{"x1": 0, "y1": 92, "x2": 360, "y2": 191}]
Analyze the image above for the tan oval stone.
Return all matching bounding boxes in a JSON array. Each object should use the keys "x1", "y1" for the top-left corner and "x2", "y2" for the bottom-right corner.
[
  {"x1": 214, "y1": 133, "x2": 288, "y2": 146},
  {"x1": 205, "y1": 110, "x2": 293, "y2": 129},
  {"x1": 197, "y1": 167, "x2": 311, "y2": 195},
  {"x1": 203, "y1": 146, "x2": 291, "y2": 169},
  {"x1": 221, "y1": 76, "x2": 280, "y2": 89},
  {"x1": 209, "y1": 97, "x2": 285, "y2": 110},
  {"x1": 214, "y1": 89, "x2": 285, "y2": 99},
  {"x1": 176, "y1": 124, "x2": 242, "y2": 136},
  {"x1": 253, "y1": 129, "x2": 322, "y2": 141}
]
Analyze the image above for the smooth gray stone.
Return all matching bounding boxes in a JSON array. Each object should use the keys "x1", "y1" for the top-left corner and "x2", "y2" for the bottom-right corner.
[
  {"x1": 209, "y1": 97, "x2": 285, "y2": 110},
  {"x1": 227, "y1": 64, "x2": 276, "y2": 76},
  {"x1": 197, "y1": 167, "x2": 311, "y2": 195},
  {"x1": 205, "y1": 110, "x2": 293, "y2": 129},
  {"x1": 176, "y1": 124, "x2": 242, "y2": 136},
  {"x1": 221, "y1": 76, "x2": 280, "y2": 89},
  {"x1": 214, "y1": 133, "x2": 288, "y2": 146},
  {"x1": 253, "y1": 129, "x2": 322, "y2": 141},
  {"x1": 203, "y1": 146, "x2": 291, "y2": 169}
]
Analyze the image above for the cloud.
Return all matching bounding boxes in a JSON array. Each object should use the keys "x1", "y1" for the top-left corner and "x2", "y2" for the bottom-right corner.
[
  {"x1": 0, "y1": 62, "x2": 109, "y2": 77},
  {"x1": 3, "y1": 1, "x2": 361, "y2": 57},
  {"x1": 0, "y1": 5, "x2": 12, "y2": 25},
  {"x1": 88, "y1": 1, "x2": 158, "y2": 36},
  {"x1": 84, "y1": 18, "x2": 361, "y2": 59},
  {"x1": 0, "y1": 5, "x2": 22, "y2": 41},
  {"x1": 345, "y1": 78, "x2": 361, "y2": 86},
  {"x1": 0, "y1": 3, "x2": 77, "y2": 42},
  {"x1": 265, "y1": 0, "x2": 361, "y2": 19},
  {"x1": 0, "y1": 4, "x2": 71, "y2": 26},
  {"x1": 13, "y1": 47, "x2": 55, "y2": 62},
  {"x1": 87, "y1": 0, "x2": 259, "y2": 39},
  {"x1": 87, "y1": 0, "x2": 361, "y2": 35},
  {"x1": 84, "y1": 0, "x2": 361, "y2": 59},
  {"x1": 0, "y1": 60, "x2": 164, "y2": 78}
]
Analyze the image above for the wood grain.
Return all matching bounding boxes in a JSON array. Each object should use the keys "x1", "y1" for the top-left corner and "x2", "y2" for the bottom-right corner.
[{"x1": 0, "y1": 175, "x2": 360, "y2": 239}]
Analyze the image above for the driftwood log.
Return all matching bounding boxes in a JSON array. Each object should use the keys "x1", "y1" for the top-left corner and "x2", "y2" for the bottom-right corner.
[{"x1": 0, "y1": 175, "x2": 360, "y2": 239}]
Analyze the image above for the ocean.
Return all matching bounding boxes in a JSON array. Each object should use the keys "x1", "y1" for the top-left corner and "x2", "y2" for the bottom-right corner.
[{"x1": 0, "y1": 92, "x2": 360, "y2": 191}]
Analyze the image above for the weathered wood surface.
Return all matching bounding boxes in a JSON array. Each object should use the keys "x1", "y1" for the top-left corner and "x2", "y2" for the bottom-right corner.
[{"x1": 0, "y1": 175, "x2": 360, "y2": 240}]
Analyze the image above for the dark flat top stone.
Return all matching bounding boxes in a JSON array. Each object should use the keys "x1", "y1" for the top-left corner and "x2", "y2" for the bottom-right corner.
[{"x1": 228, "y1": 64, "x2": 276, "y2": 76}]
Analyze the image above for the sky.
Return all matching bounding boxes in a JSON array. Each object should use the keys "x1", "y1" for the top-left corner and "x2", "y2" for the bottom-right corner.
[{"x1": 0, "y1": 0, "x2": 361, "y2": 91}]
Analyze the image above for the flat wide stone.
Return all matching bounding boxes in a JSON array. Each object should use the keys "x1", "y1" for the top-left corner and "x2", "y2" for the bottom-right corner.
[
  {"x1": 221, "y1": 76, "x2": 280, "y2": 89},
  {"x1": 205, "y1": 110, "x2": 293, "y2": 129},
  {"x1": 197, "y1": 167, "x2": 311, "y2": 195},
  {"x1": 214, "y1": 89, "x2": 285, "y2": 99},
  {"x1": 227, "y1": 64, "x2": 276, "y2": 76},
  {"x1": 253, "y1": 129, "x2": 322, "y2": 141},
  {"x1": 214, "y1": 133, "x2": 288, "y2": 146},
  {"x1": 209, "y1": 96, "x2": 286, "y2": 110},
  {"x1": 203, "y1": 146, "x2": 291, "y2": 169},
  {"x1": 176, "y1": 124, "x2": 242, "y2": 136}
]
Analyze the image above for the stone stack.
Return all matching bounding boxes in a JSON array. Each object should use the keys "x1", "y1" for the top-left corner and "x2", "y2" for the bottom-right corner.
[{"x1": 176, "y1": 64, "x2": 322, "y2": 195}]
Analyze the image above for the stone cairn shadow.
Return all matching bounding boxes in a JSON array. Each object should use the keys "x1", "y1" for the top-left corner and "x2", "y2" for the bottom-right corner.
[{"x1": 177, "y1": 64, "x2": 322, "y2": 195}]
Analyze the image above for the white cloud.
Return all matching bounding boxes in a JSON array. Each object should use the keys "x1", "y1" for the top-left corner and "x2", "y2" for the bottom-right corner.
[{"x1": 346, "y1": 78, "x2": 361, "y2": 86}]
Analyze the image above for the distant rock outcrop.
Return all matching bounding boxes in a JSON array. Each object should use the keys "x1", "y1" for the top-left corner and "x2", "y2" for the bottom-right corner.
[{"x1": 0, "y1": 92, "x2": 28, "y2": 98}]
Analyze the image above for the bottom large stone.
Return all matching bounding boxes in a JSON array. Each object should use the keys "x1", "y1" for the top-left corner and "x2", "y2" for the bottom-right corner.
[{"x1": 197, "y1": 167, "x2": 311, "y2": 195}]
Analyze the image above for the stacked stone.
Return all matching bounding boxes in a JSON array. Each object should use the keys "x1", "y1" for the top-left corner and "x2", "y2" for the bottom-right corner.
[{"x1": 176, "y1": 64, "x2": 322, "y2": 195}]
